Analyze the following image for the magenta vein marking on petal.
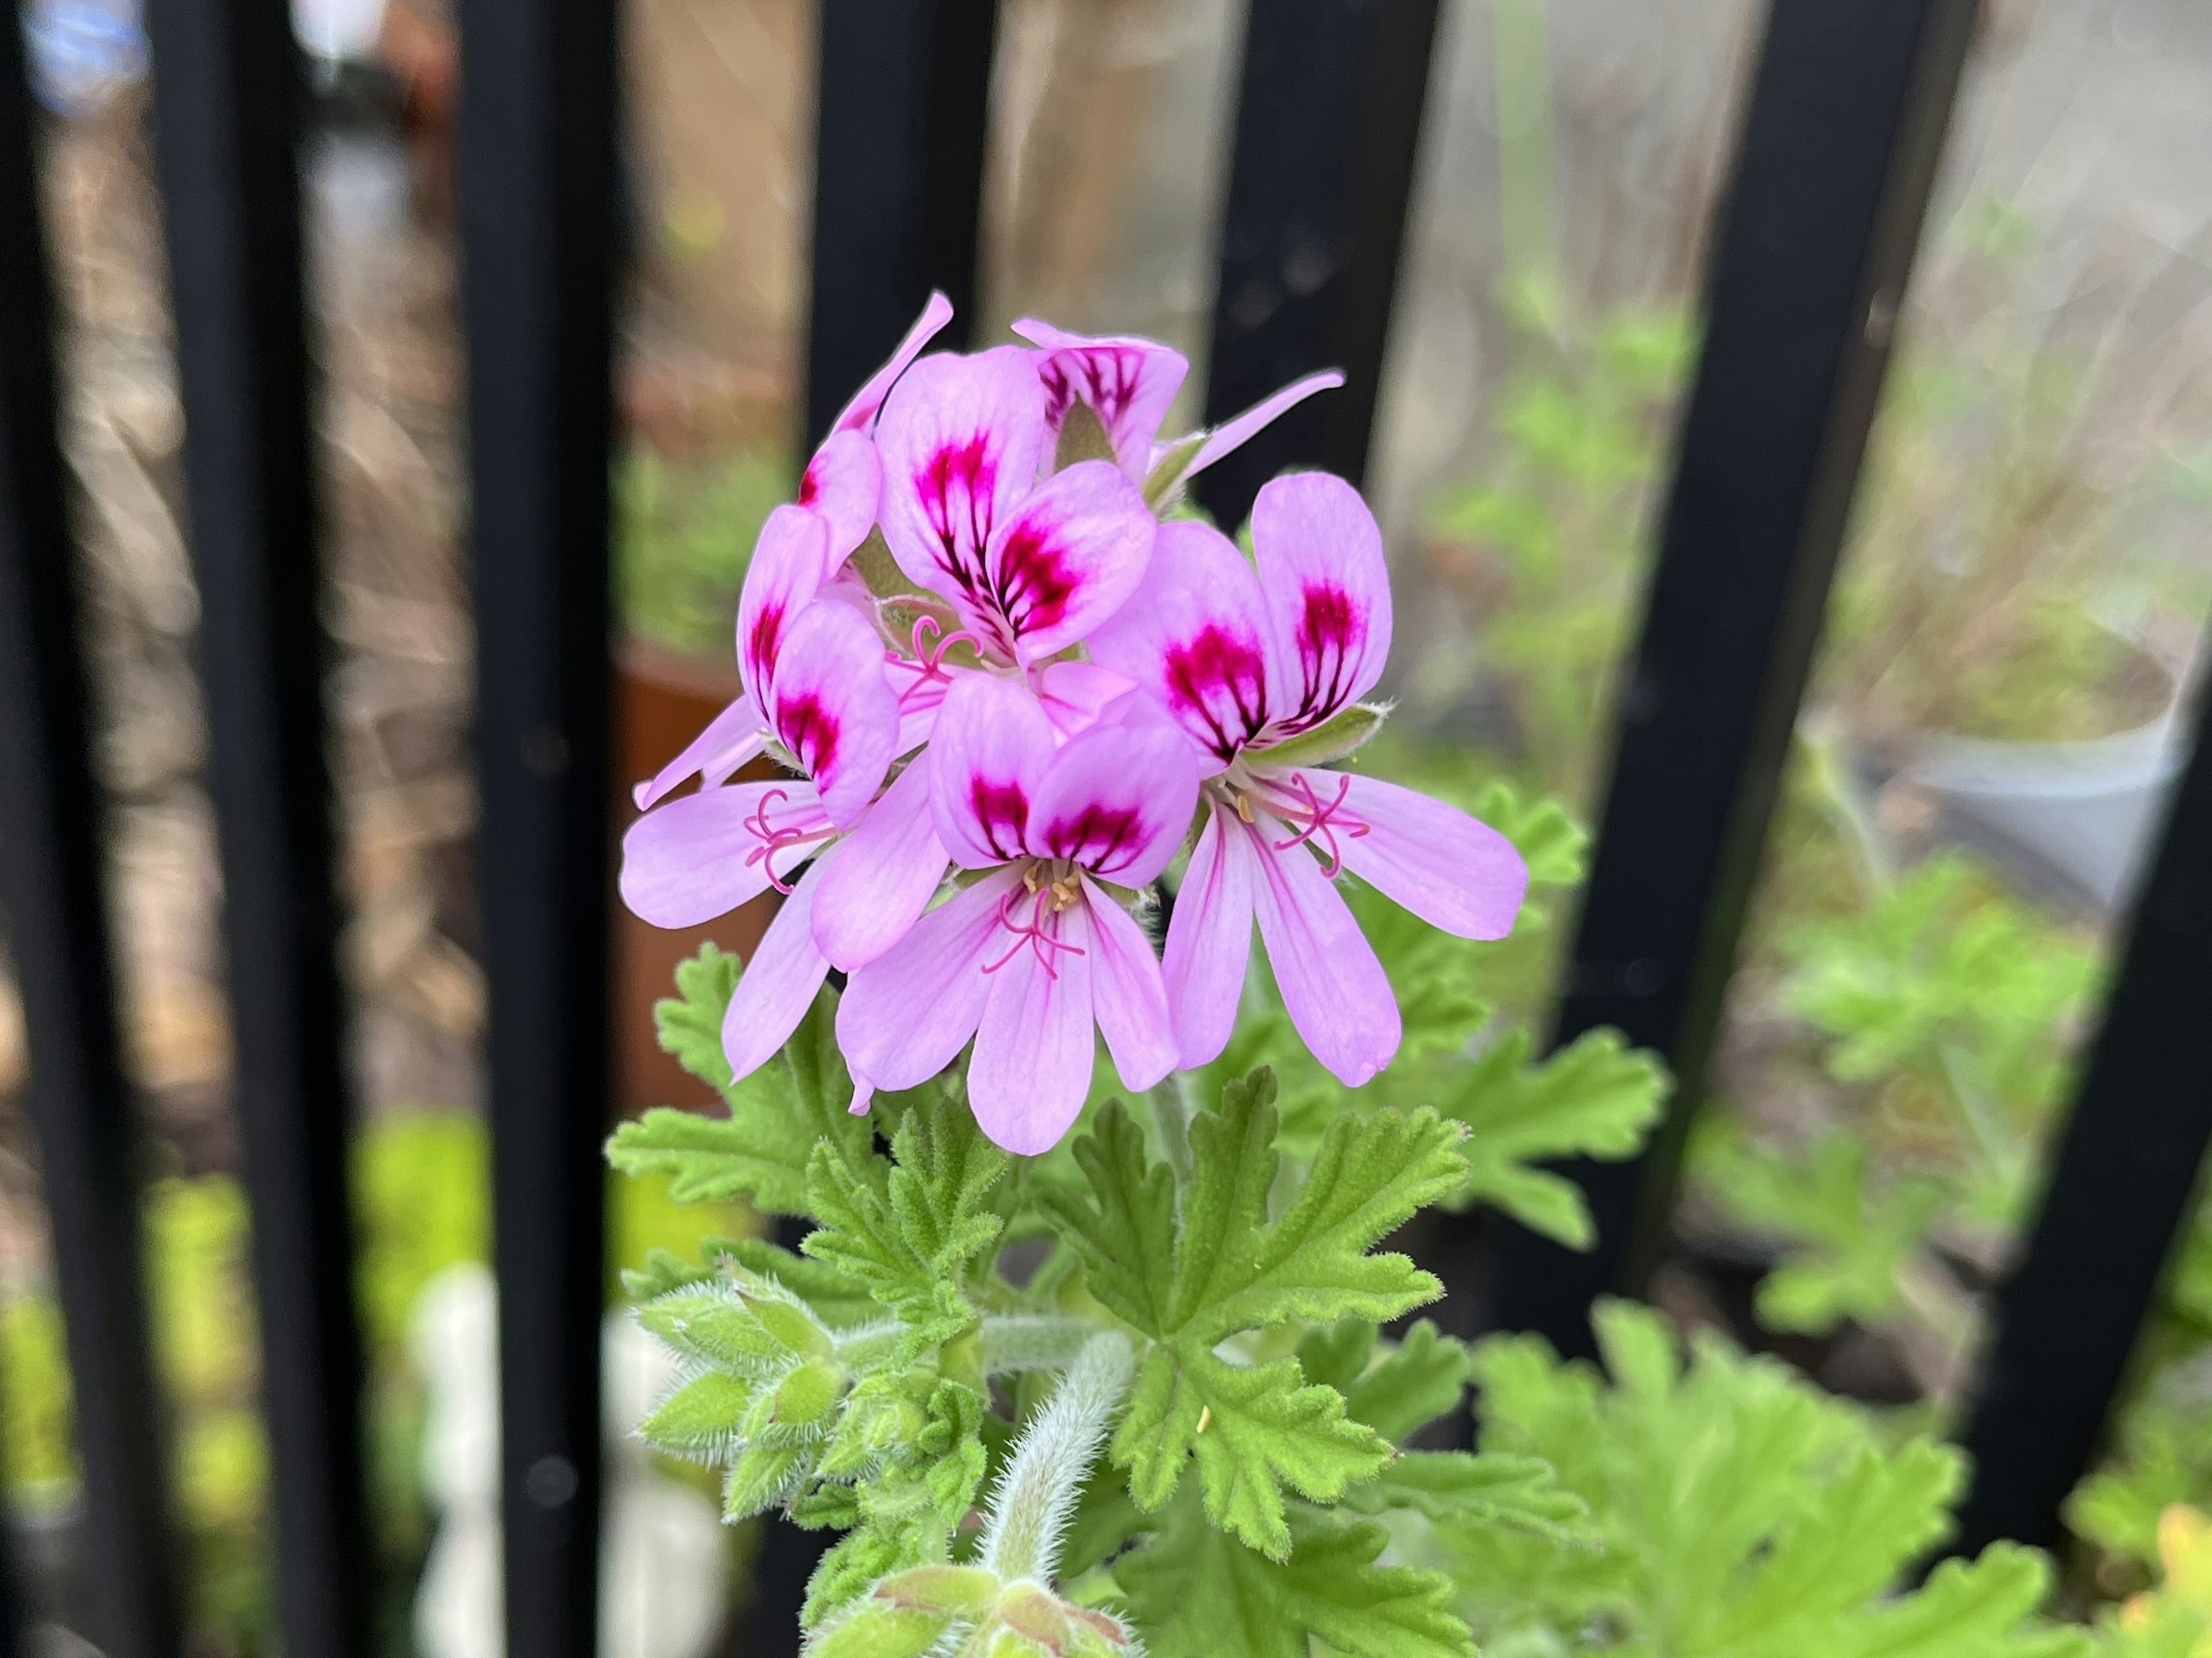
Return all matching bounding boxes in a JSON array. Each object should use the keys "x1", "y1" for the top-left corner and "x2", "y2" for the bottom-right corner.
[
  {"x1": 1038, "y1": 802, "x2": 1143, "y2": 877},
  {"x1": 775, "y1": 693, "x2": 840, "y2": 780},
  {"x1": 969, "y1": 776, "x2": 1031, "y2": 862},
  {"x1": 1287, "y1": 581, "x2": 1365, "y2": 730},
  {"x1": 1163, "y1": 624, "x2": 1269, "y2": 761},
  {"x1": 1264, "y1": 770, "x2": 1367, "y2": 878},
  {"x1": 980, "y1": 883, "x2": 1086, "y2": 980},
  {"x1": 917, "y1": 435, "x2": 998, "y2": 593},
  {"x1": 991, "y1": 519, "x2": 1082, "y2": 641}
]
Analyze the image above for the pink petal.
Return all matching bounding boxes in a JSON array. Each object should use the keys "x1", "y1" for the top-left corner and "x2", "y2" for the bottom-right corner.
[
  {"x1": 766, "y1": 602, "x2": 899, "y2": 828},
  {"x1": 876, "y1": 347, "x2": 1047, "y2": 616},
  {"x1": 1014, "y1": 320, "x2": 1191, "y2": 481},
  {"x1": 831, "y1": 291, "x2": 957, "y2": 434},
  {"x1": 618, "y1": 780, "x2": 830, "y2": 929},
  {"x1": 1085, "y1": 519, "x2": 1274, "y2": 774},
  {"x1": 811, "y1": 760, "x2": 951, "y2": 970},
  {"x1": 1033, "y1": 659, "x2": 1138, "y2": 739},
  {"x1": 1298, "y1": 770, "x2": 1528, "y2": 941},
  {"x1": 797, "y1": 430, "x2": 882, "y2": 567},
  {"x1": 721, "y1": 852, "x2": 835, "y2": 1082},
  {"x1": 1024, "y1": 711, "x2": 1199, "y2": 889},
  {"x1": 1161, "y1": 799, "x2": 1254, "y2": 1069},
  {"x1": 736, "y1": 506, "x2": 832, "y2": 708},
  {"x1": 1249, "y1": 472, "x2": 1391, "y2": 735},
  {"x1": 1245, "y1": 809, "x2": 1399, "y2": 1086},
  {"x1": 968, "y1": 893, "x2": 1096, "y2": 1155},
  {"x1": 982, "y1": 460, "x2": 1156, "y2": 666},
  {"x1": 1185, "y1": 369, "x2": 1345, "y2": 477},
  {"x1": 929, "y1": 672, "x2": 1056, "y2": 868},
  {"x1": 836, "y1": 866, "x2": 1022, "y2": 1092},
  {"x1": 1081, "y1": 877, "x2": 1178, "y2": 1094},
  {"x1": 631, "y1": 696, "x2": 766, "y2": 811}
]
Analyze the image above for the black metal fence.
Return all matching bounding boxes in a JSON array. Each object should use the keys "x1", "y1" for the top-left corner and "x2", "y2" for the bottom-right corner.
[{"x1": 1, "y1": 1, "x2": 2207, "y2": 1656}]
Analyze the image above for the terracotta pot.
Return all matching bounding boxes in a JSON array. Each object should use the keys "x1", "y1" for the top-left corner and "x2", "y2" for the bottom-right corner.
[{"x1": 613, "y1": 639, "x2": 777, "y2": 1115}]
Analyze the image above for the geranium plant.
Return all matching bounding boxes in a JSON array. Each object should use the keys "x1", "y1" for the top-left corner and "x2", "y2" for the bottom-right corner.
[{"x1": 605, "y1": 301, "x2": 2091, "y2": 1656}]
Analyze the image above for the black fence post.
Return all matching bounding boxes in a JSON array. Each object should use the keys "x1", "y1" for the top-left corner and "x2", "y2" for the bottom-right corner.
[
  {"x1": 138, "y1": 0, "x2": 370, "y2": 1646},
  {"x1": 1194, "y1": 0, "x2": 1442, "y2": 532},
  {"x1": 454, "y1": 0, "x2": 620, "y2": 1638},
  {"x1": 0, "y1": 32, "x2": 177, "y2": 1658},
  {"x1": 1488, "y1": 0, "x2": 1983, "y2": 1356},
  {"x1": 1952, "y1": 666, "x2": 2212, "y2": 1553},
  {"x1": 804, "y1": 0, "x2": 1000, "y2": 447}
]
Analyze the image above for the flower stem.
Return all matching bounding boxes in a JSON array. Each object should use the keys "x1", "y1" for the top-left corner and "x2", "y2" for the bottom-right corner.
[
  {"x1": 1149, "y1": 1077, "x2": 1193, "y2": 1186},
  {"x1": 978, "y1": 1331, "x2": 1133, "y2": 1585}
]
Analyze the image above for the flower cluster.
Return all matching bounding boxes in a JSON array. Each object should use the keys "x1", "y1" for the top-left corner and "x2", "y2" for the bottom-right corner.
[{"x1": 620, "y1": 298, "x2": 1528, "y2": 1154}]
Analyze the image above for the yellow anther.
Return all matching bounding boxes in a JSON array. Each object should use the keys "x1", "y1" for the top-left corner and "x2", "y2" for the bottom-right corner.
[
  {"x1": 1234, "y1": 792, "x2": 1255, "y2": 824},
  {"x1": 1050, "y1": 877, "x2": 1081, "y2": 911},
  {"x1": 1196, "y1": 1405, "x2": 1213, "y2": 1434},
  {"x1": 1022, "y1": 864, "x2": 1042, "y2": 896}
]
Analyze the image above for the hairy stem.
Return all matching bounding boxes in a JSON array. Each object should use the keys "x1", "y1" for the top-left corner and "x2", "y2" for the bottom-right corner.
[
  {"x1": 980, "y1": 1314, "x2": 1101, "y2": 1375},
  {"x1": 979, "y1": 1331, "x2": 1133, "y2": 1585},
  {"x1": 1149, "y1": 1076, "x2": 1193, "y2": 1186}
]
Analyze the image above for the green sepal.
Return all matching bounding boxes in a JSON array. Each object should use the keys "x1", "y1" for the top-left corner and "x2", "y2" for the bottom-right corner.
[
  {"x1": 635, "y1": 1370, "x2": 754, "y2": 1460},
  {"x1": 1250, "y1": 704, "x2": 1388, "y2": 769},
  {"x1": 1056, "y1": 401, "x2": 1118, "y2": 470},
  {"x1": 723, "y1": 1443, "x2": 811, "y2": 1521}
]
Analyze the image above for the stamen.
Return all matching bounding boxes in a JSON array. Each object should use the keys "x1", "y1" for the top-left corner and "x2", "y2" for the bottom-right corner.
[
  {"x1": 1234, "y1": 792, "x2": 1255, "y2": 824},
  {"x1": 980, "y1": 882, "x2": 1088, "y2": 980},
  {"x1": 1266, "y1": 771, "x2": 1368, "y2": 878},
  {"x1": 741, "y1": 787, "x2": 836, "y2": 893}
]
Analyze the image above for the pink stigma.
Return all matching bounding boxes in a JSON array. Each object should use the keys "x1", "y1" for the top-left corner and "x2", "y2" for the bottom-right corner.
[
  {"x1": 741, "y1": 787, "x2": 835, "y2": 894},
  {"x1": 980, "y1": 882, "x2": 1087, "y2": 981},
  {"x1": 908, "y1": 613, "x2": 987, "y2": 684},
  {"x1": 1267, "y1": 771, "x2": 1368, "y2": 878}
]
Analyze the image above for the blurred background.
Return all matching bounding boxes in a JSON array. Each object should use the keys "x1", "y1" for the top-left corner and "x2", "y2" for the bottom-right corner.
[{"x1": 4, "y1": 0, "x2": 2212, "y2": 1651}]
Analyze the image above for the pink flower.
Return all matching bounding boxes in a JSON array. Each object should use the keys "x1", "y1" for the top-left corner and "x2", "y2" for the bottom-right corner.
[
  {"x1": 1089, "y1": 473, "x2": 1529, "y2": 1087},
  {"x1": 794, "y1": 292, "x2": 956, "y2": 569},
  {"x1": 1012, "y1": 318, "x2": 1344, "y2": 503},
  {"x1": 619, "y1": 507, "x2": 941, "y2": 1081},
  {"x1": 836, "y1": 674, "x2": 1199, "y2": 1155}
]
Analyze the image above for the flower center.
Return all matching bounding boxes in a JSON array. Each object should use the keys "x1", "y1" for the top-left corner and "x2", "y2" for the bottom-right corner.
[
  {"x1": 984, "y1": 862, "x2": 1088, "y2": 979},
  {"x1": 1213, "y1": 769, "x2": 1369, "y2": 878}
]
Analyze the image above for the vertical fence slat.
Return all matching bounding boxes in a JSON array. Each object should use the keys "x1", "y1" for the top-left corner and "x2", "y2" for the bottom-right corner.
[
  {"x1": 804, "y1": 0, "x2": 999, "y2": 447},
  {"x1": 1192, "y1": 0, "x2": 1441, "y2": 532},
  {"x1": 138, "y1": 0, "x2": 369, "y2": 1646},
  {"x1": 1952, "y1": 671, "x2": 2212, "y2": 1551},
  {"x1": 1487, "y1": 0, "x2": 1982, "y2": 1357},
  {"x1": 0, "y1": 30, "x2": 176, "y2": 1658},
  {"x1": 456, "y1": 0, "x2": 620, "y2": 1637}
]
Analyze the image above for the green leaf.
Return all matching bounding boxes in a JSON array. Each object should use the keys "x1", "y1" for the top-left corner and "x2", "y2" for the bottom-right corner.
[
  {"x1": 608, "y1": 977, "x2": 873, "y2": 1216},
  {"x1": 1691, "y1": 1120, "x2": 1948, "y2": 1335},
  {"x1": 1118, "y1": 1494, "x2": 1474, "y2": 1658},
  {"x1": 1453, "y1": 1299, "x2": 2085, "y2": 1657},
  {"x1": 1344, "y1": 1450, "x2": 1592, "y2": 1545},
  {"x1": 804, "y1": 1092, "x2": 1007, "y2": 1344},
  {"x1": 1044, "y1": 1071, "x2": 1463, "y2": 1555},
  {"x1": 1342, "y1": 1321, "x2": 1471, "y2": 1444},
  {"x1": 1116, "y1": 1348, "x2": 1389, "y2": 1558},
  {"x1": 1444, "y1": 1029, "x2": 1669, "y2": 1247}
]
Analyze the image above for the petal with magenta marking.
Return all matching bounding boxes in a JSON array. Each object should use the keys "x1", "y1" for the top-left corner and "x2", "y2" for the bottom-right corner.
[
  {"x1": 721, "y1": 851, "x2": 835, "y2": 1084},
  {"x1": 837, "y1": 866, "x2": 1022, "y2": 1092},
  {"x1": 1161, "y1": 800, "x2": 1253, "y2": 1069},
  {"x1": 929, "y1": 672, "x2": 1056, "y2": 868},
  {"x1": 1086, "y1": 519, "x2": 1274, "y2": 773},
  {"x1": 618, "y1": 780, "x2": 830, "y2": 929},
  {"x1": 831, "y1": 291, "x2": 956, "y2": 434},
  {"x1": 1014, "y1": 320, "x2": 1190, "y2": 481},
  {"x1": 1024, "y1": 712, "x2": 1198, "y2": 889},
  {"x1": 1250, "y1": 472, "x2": 1391, "y2": 735},
  {"x1": 1311, "y1": 771, "x2": 1528, "y2": 941},
  {"x1": 969, "y1": 894, "x2": 1096, "y2": 1155},
  {"x1": 877, "y1": 348, "x2": 1047, "y2": 618},
  {"x1": 1083, "y1": 878, "x2": 1178, "y2": 1094},
  {"x1": 811, "y1": 760, "x2": 951, "y2": 970},
  {"x1": 735, "y1": 505, "x2": 831, "y2": 708},
  {"x1": 983, "y1": 459, "x2": 1156, "y2": 665},
  {"x1": 797, "y1": 429, "x2": 882, "y2": 567},
  {"x1": 1245, "y1": 808, "x2": 1399, "y2": 1086},
  {"x1": 766, "y1": 602, "x2": 899, "y2": 827}
]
